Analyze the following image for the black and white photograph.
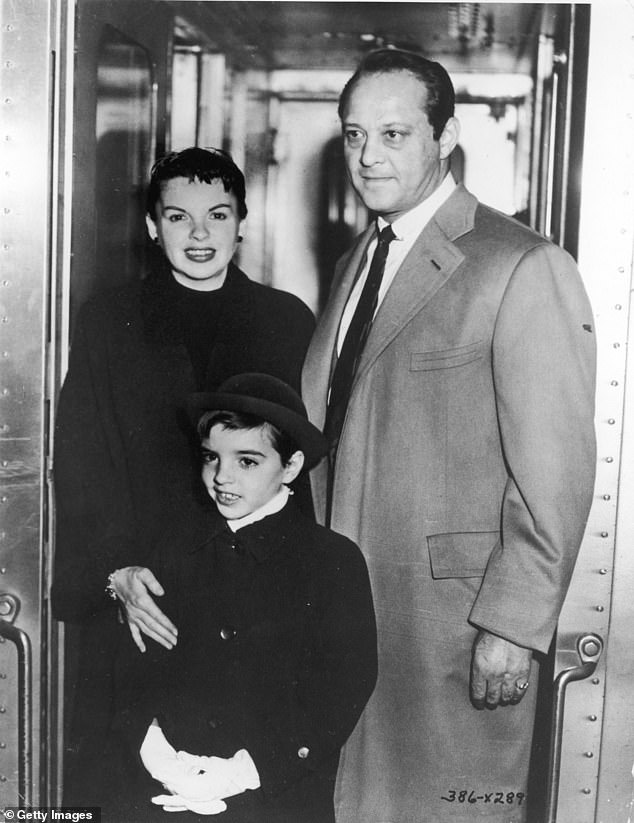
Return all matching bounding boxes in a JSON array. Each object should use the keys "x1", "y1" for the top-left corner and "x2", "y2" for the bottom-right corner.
[{"x1": 0, "y1": 2, "x2": 633, "y2": 821}]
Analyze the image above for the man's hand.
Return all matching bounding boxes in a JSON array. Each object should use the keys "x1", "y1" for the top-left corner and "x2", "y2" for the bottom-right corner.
[
  {"x1": 109, "y1": 566, "x2": 178, "y2": 652},
  {"x1": 470, "y1": 629, "x2": 532, "y2": 709}
]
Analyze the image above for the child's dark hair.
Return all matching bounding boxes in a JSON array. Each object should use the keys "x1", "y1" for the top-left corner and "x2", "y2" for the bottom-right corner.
[
  {"x1": 197, "y1": 410, "x2": 300, "y2": 466},
  {"x1": 146, "y1": 147, "x2": 248, "y2": 220}
]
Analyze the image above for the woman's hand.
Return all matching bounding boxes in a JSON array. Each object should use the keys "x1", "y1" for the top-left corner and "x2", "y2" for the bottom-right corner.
[{"x1": 109, "y1": 566, "x2": 178, "y2": 652}]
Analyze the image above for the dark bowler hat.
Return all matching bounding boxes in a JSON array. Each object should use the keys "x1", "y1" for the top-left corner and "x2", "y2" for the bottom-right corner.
[{"x1": 187, "y1": 373, "x2": 328, "y2": 470}]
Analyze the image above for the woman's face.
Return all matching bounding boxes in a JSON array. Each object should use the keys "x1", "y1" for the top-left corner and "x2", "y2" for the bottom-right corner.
[{"x1": 146, "y1": 177, "x2": 243, "y2": 291}]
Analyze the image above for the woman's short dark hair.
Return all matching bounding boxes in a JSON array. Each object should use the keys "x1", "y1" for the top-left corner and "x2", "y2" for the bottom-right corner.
[
  {"x1": 197, "y1": 410, "x2": 299, "y2": 466},
  {"x1": 146, "y1": 147, "x2": 248, "y2": 220},
  {"x1": 338, "y1": 48, "x2": 455, "y2": 141}
]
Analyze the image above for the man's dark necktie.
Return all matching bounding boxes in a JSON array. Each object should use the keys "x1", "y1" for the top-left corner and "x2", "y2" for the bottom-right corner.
[{"x1": 324, "y1": 224, "x2": 396, "y2": 521}]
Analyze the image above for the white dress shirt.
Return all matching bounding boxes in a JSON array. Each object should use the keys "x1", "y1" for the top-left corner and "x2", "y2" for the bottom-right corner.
[{"x1": 336, "y1": 174, "x2": 457, "y2": 354}]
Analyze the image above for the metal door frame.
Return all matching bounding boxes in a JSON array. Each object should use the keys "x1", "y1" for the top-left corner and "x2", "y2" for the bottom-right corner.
[
  {"x1": 554, "y1": 2, "x2": 634, "y2": 820},
  {"x1": 0, "y1": 0, "x2": 75, "y2": 808}
]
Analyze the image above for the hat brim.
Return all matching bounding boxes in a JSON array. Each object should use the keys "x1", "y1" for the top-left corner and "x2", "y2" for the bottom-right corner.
[{"x1": 186, "y1": 392, "x2": 328, "y2": 471}]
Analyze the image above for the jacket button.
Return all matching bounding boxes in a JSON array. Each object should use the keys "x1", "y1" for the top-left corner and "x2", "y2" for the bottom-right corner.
[
  {"x1": 220, "y1": 626, "x2": 236, "y2": 640},
  {"x1": 297, "y1": 746, "x2": 310, "y2": 759}
]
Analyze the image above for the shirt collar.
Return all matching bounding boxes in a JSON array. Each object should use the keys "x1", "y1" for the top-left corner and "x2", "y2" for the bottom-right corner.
[
  {"x1": 378, "y1": 173, "x2": 457, "y2": 240},
  {"x1": 226, "y1": 486, "x2": 292, "y2": 533}
]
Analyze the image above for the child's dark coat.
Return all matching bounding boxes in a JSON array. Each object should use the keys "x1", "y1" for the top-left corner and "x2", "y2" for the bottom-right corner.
[{"x1": 107, "y1": 500, "x2": 377, "y2": 823}]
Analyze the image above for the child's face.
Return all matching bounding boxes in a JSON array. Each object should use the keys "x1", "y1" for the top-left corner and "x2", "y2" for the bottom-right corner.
[{"x1": 201, "y1": 424, "x2": 303, "y2": 520}]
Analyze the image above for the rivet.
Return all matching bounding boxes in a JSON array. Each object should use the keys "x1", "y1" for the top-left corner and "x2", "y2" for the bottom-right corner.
[
  {"x1": 589, "y1": 715, "x2": 598, "y2": 722},
  {"x1": 1, "y1": 317, "x2": 7, "y2": 324},
  {"x1": 582, "y1": 787, "x2": 592, "y2": 795},
  {"x1": 600, "y1": 531, "x2": 609, "y2": 538},
  {"x1": 0, "y1": 496, "x2": 7, "y2": 503},
  {"x1": 610, "y1": 380, "x2": 619, "y2": 386},
  {"x1": 606, "y1": 456, "x2": 614, "y2": 463},
  {"x1": 2, "y1": 353, "x2": 8, "y2": 358},
  {"x1": 603, "y1": 494, "x2": 611, "y2": 500},
  {"x1": 2, "y1": 208, "x2": 10, "y2": 215},
  {"x1": 584, "y1": 751, "x2": 594, "y2": 758},
  {"x1": 607, "y1": 418, "x2": 615, "y2": 425},
  {"x1": 0, "y1": 775, "x2": 6, "y2": 782},
  {"x1": 0, "y1": 742, "x2": 5, "y2": 748},
  {"x1": 596, "y1": 605, "x2": 605, "y2": 612},
  {"x1": 2, "y1": 388, "x2": 9, "y2": 395},
  {"x1": 0, "y1": 568, "x2": 7, "y2": 574},
  {"x1": 592, "y1": 677, "x2": 600, "y2": 685},
  {"x1": 615, "y1": 304, "x2": 622, "y2": 310},
  {"x1": 613, "y1": 342, "x2": 621, "y2": 348},
  {"x1": 0, "y1": 706, "x2": 6, "y2": 713},
  {"x1": 618, "y1": 266, "x2": 625, "y2": 273},
  {"x1": 0, "y1": 673, "x2": 5, "y2": 679},
  {"x1": 599, "y1": 568, "x2": 608, "y2": 575},
  {"x1": 1, "y1": 280, "x2": 8, "y2": 286}
]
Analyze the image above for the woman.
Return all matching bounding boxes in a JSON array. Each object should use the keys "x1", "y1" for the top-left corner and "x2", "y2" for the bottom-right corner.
[{"x1": 52, "y1": 147, "x2": 315, "y2": 803}]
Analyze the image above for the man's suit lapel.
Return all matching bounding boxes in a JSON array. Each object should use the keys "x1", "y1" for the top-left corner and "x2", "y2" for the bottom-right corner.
[
  {"x1": 303, "y1": 226, "x2": 374, "y2": 428},
  {"x1": 353, "y1": 185, "x2": 477, "y2": 387}
]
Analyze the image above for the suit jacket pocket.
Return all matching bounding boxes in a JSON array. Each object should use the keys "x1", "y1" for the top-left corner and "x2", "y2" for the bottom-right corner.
[
  {"x1": 427, "y1": 531, "x2": 499, "y2": 579},
  {"x1": 410, "y1": 340, "x2": 485, "y2": 371}
]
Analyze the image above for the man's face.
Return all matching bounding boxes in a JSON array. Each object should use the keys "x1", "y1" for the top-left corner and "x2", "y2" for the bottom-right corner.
[
  {"x1": 342, "y1": 71, "x2": 450, "y2": 221},
  {"x1": 146, "y1": 177, "x2": 243, "y2": 291}
]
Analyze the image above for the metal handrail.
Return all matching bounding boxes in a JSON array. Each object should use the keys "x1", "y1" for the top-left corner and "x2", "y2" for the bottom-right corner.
[
  {"x1": 0, "y1": 609, "x2": 33, "y2": 808},
  {"x1": 544, "y1": 632, "x2": 603, "y2": 823}
]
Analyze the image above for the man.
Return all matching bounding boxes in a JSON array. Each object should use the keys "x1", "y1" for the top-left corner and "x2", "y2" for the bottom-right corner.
[{"x1": 302, "y1": 49, "x2": 596, "y2": 822}]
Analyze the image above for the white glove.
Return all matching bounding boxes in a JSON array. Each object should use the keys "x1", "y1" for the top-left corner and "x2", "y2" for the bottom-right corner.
[
  {"x1": 140, "y1": 723, "x2": 260, "y2": 816},
  {"x1": 140, "y1": 723, "x2": 199, "y2": 786},
  {"x1": 151, "y1": 793, "x2": 228, "y2": 815},
  {"x1": 160, "y1": 749, "x2": 260, "y2": 802}
]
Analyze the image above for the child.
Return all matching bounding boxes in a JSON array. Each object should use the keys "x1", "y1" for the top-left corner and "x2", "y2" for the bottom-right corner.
[{"x1": 111, "y1": 373, "x2": 377, "y2": 823}]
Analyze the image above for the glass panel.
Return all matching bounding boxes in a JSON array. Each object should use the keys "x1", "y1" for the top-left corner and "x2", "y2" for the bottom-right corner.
[{"x1": 95, "y1": 26, "x2": 153, "y2": 288}]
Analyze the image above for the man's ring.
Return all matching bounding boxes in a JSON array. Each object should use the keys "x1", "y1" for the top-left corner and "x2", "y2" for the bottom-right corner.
[{"x1": 516, "y1": 681, "x2": 529, "y2": 691}]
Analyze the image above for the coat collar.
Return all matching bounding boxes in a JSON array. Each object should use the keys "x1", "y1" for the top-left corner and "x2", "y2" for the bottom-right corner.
[
  {"x1": 308, "y1": 184, "x2": 478, "y2": 403},
  {"x1": 351, "y1": 184, "x2": 477, "y2": 386},
  {"x1": 140, "y1": 258, "x2": 255, "y2": 347},
  {"x1": 190, "y1": 500, "x2": 307, "y2": 564}
]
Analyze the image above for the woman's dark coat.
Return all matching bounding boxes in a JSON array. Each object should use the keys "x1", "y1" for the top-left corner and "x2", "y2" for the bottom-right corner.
[
  {"x1": 52, "y1": 263, "x2": 315, "y2": 801},
  {"x1": 103, "y1": 501, "x2": 378, "y2": 823}
]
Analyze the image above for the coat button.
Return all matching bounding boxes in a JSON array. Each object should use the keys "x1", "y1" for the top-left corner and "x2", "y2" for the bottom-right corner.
[
  {"x1": 297, "y1": 746, "x2": 310, "y2": 759},
  {"x1": 220, "y1": 626, "x2": 236, "y2": 640}
]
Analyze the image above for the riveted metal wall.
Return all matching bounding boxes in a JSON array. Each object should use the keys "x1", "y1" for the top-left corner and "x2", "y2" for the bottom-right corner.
[
  {"x1": 0, "y1": 0, "x2": 64, "y2": 810},
  {"x1": 554, "y1": 2, "x2": 634, "y2": 820}
]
